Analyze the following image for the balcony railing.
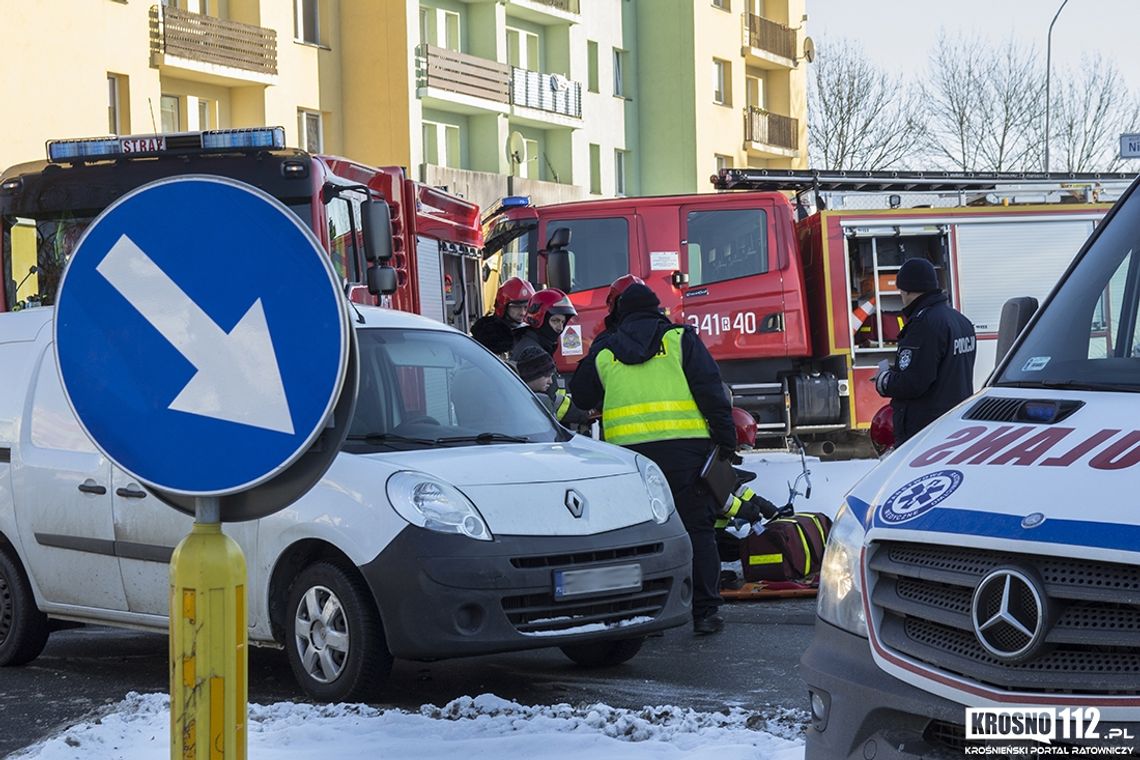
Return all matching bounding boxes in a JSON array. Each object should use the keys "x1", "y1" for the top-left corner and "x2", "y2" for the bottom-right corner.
[
  {"x1": 743, "y1": 13, "x2": 796, "y2": 61},
  {"x1": 418, "y1": 45, "x2": 511, "y2": 105},
  {"x1": 530, "y1": 0, "x2": 580, "y2": 12},
  {"x1": 154, "y1": 4, "x2": 277, "y2": 75},
  {"x1": 511, "y1": 69, "x2": 581, "y2": 118},
  {"x1": 745, "y1": 107, "x2": 798, "y2": 151}
]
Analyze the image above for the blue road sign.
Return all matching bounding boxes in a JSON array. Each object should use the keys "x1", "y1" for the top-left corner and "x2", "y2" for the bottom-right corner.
[{"x1": 55, "y1": 176, "x2": 349, "y2": 496}]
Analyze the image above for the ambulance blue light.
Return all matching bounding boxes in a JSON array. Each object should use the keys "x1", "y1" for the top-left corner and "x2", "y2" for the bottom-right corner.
[
  {"x1": 202, "y1": 127, "x2": 285, "y2": 150},
  {"x1": 1022, "y1": 401, "x2": 1059, "y2": 423},
  {"x1": 500, "y1": 196, "x2": 531, "y2": 208},
  {"x1": 47, "y1": 137, "x2": 122, "y2": 162}
]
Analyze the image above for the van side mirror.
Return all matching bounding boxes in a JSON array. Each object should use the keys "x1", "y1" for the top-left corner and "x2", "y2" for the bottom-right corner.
[
  {"x1": 361, "y1": 199, "x2": 393, "y2": 264},
  {"x1": 995, "y1": 296, "x2": 1038, "y2": 365},
  {"x1": 367, "y1": 265, "x2": 398, "y2": 296}
]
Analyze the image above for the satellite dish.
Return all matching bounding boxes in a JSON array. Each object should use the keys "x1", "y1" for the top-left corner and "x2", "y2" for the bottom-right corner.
[
  {"x1": 803, "y1": 36, "x2": 816, "y2": 63},
  {"x1": 506, "y1": 131, "x2": 527, "y2": 167}
]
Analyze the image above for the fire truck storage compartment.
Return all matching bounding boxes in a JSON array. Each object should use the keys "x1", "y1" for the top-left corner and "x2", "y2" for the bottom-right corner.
[{"x1": 788, "y1": 373, "x2": 841, "y2": 426}]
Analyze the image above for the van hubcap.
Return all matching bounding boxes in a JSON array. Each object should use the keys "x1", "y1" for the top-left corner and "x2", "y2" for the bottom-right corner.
[{"x1": 293, "y1": 585, "x2": 349, "y2": 684}]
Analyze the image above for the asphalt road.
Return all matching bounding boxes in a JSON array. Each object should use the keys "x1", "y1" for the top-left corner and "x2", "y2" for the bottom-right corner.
[{"x1": 0, "y1": 598, "x2": 818, "y2": 757}]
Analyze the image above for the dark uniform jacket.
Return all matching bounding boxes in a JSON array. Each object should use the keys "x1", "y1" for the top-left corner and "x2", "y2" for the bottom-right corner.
[
  {"x1": 510, "y1": 327, "x2": 591, "y2": 426},
  {"x1": 570, "y1": 309, "x2": 735, "y2": 487},
  {"x1": 878, "y1": 291, "x2": 977, "y2": 445}
]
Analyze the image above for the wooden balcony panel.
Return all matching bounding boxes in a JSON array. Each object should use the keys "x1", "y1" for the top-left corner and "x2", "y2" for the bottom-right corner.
[
  {"x1": 156, "y1": 5, "x2": 277, "y2": 76},
  {"x1": 510, "y1": 68, "x2": 582, "y2": 118},
  {"x1": 744, "y1": 13, "x2": 796, "y2": 61},
  {"x1": 419, "y1": 45, "x2": 510, "y2": 105},
  {"x1": 745, "y1": 107, "x2": 798, "y2": 151}
]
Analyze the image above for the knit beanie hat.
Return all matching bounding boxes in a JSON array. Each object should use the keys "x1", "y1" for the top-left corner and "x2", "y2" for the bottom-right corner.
[
  {"x1": 895, "y1": 258, "x2": 940, "y2": 293},
  {"x1": 516, "y1": 345, "x2": 556, "y2": 382}
]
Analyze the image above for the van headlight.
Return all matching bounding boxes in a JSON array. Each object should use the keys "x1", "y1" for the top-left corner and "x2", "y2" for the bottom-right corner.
[
  {"x1": 637, "y1": 456, "x2": 675, "y2": 524},
  {"x1": 386, "y1": 471, "x2": 492, "y2": 541},
  {"x1": 817, "y1": 503, "x2": 867, "y2": 637}
]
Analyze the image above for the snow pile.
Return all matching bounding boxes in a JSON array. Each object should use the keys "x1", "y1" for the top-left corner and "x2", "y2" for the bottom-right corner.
[{"x1": 16, "y1": 692, "x2": 805, "y2": 760}]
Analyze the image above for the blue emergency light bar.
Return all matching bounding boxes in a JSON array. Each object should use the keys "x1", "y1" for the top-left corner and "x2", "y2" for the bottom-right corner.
[
  {"x1": 47, "y1": 127, "x2": 287, "y2": 163},
  {"x1": 500, "y1": 196, "x2": 532, "y2": 208}
]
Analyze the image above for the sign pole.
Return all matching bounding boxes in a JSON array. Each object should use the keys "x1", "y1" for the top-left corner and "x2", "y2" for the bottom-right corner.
[{"x1": 170, "y1": 496, "x2": 248, "y2": 760}]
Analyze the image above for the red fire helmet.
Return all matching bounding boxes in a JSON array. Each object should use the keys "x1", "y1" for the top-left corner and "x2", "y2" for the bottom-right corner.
[
  {"x1": 732, "y1": 407, "x2": 757, "y2": 449},
  {"x1": 606, "y1": 274, "x2": 646, "y2": 313},
  {"x1": 524, "y1": 288, "x2": 577, "y2": 329},
  {"x1": 870, "y1": 404, "x2": 895, "y2": 454},
  {"x1": 493, "y1": 276, "x2": 536, "y2": 318}
]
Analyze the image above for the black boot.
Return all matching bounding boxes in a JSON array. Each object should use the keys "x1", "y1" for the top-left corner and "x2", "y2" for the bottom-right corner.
[{"x1": 693, "y1": 612, "x2": 724, "y2": 635}]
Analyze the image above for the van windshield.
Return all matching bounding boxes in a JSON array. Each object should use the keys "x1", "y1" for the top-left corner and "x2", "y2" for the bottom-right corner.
[
  {"x1": 344, "y1": 327, "x2": 565, "y2": 452},
  {"x1": 997, "y1": 185, "x2": 1140, "y2": 392}
]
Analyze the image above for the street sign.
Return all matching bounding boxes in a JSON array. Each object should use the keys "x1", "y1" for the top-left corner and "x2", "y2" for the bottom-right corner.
[
  {"x1": 55, "y1": 175, "x2": 349, "y2": 497},
  {"x1": 1121, "y1": 134, "x2": 1140, "y2": 160}
]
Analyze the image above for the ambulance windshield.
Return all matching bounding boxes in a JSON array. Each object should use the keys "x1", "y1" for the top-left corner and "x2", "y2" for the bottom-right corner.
[{"x1": 997, "y1": 184, "x2": 1140, "y2": 391}]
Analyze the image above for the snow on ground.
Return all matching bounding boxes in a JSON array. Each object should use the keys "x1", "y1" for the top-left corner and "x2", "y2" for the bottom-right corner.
[
  {"x1": 15, "y1": 692, "x2": 806, "y2": 760},
  {"x1": 736, "y1": 451, "x2": 878, "y2": 519}
]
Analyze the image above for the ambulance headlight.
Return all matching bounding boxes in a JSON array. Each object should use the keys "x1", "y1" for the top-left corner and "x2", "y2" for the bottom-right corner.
[
  {"x1": 816, "y1": 503, "x2": 867, "y2": 637},
  {"x1": 387, "y1": 471, "x2": 492, "y2": 541},
  {"x1": 637, "y1": 457, "x2": 675, "y2": 524}
]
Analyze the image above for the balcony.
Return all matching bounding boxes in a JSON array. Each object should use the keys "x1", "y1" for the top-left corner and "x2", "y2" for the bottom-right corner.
[
  {"x1": 417, "y1": 45, "x2": 511, "y2": 114},
  {"x1": 506, "y1": 0, "x2": 580, "y2": 25},
  {"x1": 744, "y1": 107, "x2": 799, "y2": 157},
  {"x1": 150, "y1": 5, "x2": 277, "y2": 85},
  {"x1": 741, "y1": 12, "x2": 797, "y2": 69},
  {"x1": 510, "y1": 68, "x2": 582, "y2": 123}
]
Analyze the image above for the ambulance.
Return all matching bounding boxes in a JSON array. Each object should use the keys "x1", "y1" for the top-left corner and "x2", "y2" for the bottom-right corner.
[{"x1": 802, "y1": 176, "x2": 1140, "y2": 756}]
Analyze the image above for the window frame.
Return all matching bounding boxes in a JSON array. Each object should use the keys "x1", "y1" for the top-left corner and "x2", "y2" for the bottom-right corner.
[
  {"x1": 612, "y1": 48, "x2": 627, "y2": 98},
  {"x1": 294, "y1": 0, "x2": 321, "y2": 45},
  {"x1": 713, "y1": 59, "x2": 731, "y2": 106},
  {"x1": 299, "y1": 109, "x2": 323, "y2": 153}
]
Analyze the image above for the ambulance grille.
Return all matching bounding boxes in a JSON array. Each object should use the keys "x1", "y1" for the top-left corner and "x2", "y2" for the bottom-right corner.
[
  {"x1": 510, "y1": 542, "x2": 663, "y2": 569},
  {"x1": 501, "y1": 577, "x2": 672, "y2": 635},
  {"x1": 869, "y1": 541, "x2": 1140, "y2": 694}
]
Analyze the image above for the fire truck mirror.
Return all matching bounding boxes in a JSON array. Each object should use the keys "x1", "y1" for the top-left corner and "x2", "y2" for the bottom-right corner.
[
  {"x1": 547, "y1": 250, "x2": 571, "y2": 293},
  {"x1": 995, "y1": 296, "x2": 1038, "y2": 367},
  {"x1": 362, "y1": 199, "x2": 394, "y2": 264},
  {"x1": 367, "y1": 264, "x2": 398, "y2": 296},
  {"x1": 547, "y1": 227, "x2": 571, "y2": 251}
]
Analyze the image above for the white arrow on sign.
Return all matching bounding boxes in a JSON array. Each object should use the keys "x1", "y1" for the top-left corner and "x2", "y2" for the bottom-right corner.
[{"x1": 96, "y1": 234, "x2": 295, "y2": 435}]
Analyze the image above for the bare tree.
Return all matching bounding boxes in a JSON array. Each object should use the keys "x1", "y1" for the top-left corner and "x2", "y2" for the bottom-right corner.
[
  {"x1": 807, "y1": 39, "x2": 928, "y2": 170},
  {"x1": 1049, "y1": 54, "x2": 1140, "y2": 171},
  {"x1": 925, "y1": 33, "x2": 1044, "y2": 171}
]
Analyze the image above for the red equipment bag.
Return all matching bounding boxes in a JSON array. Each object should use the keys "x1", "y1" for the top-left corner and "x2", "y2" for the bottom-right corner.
[
  {"x1": 741, "y1": 513, "x2": 832, "y2": 583},
  {"x1": 855, "y1": 311, "x2": 905, "y2": 345}
]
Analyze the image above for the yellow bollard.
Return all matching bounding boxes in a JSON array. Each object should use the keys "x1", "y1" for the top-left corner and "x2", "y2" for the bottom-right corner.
[{"x1": 169, "y1": 522, "x2": 248, "y2": 760}]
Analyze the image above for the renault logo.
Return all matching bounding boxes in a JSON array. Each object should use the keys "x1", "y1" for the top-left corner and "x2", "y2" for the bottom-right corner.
[
  {"x1": 971, "y1": 567, "x2": 1048, "y2": 662},
  {"x1": 565, "y1": 489, "x2": 586, "y2": 518}
]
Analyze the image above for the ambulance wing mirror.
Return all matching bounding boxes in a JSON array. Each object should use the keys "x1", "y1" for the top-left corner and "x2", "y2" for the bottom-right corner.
[
  {"x1": 544, "y1": 227, "x2": 572, "y2": 291},
  {"x1": 361, "y1": 199, "x2": 394, "y2": 264},
  {"x1": 995, "y1": 296, "x2": 1038, "y2": 365},
  {"x1": 367, "y1": 265, "x2": 398, "y2": 296}
]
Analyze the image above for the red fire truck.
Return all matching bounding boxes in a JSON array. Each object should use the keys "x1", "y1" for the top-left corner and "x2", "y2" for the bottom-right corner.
[
  {"x1": 0, "y1": 127, "x2": 484, "y2": 329},
  {"x1": 482, "y1": 169, "x2": 1134, "y2": 454}
]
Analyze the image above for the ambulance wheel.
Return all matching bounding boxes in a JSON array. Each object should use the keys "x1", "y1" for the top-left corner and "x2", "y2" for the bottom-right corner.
[
  {"x1": 559, "y1": 636, "x2": 645, "y2": 667},
  {"x1": 284, "y1": 561, "x2": 392, "y2": 703},
  {"x1": 0, "y1": 546, "x2": 50, "y2": 667}
]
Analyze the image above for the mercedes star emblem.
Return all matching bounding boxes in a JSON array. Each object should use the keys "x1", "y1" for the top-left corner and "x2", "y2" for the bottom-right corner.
[{"x1": 971, "y1": 567, "x2": 1048, "y2": 662}]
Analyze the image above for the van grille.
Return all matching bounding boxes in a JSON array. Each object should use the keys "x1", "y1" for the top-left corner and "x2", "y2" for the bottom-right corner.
[
  {"x1": 509, "y1": 542, "x2": 663, "y2": 569},
  {"x1": 870, "y1": 541, "x2": 1140, "y2": 694},
  {"x1": 501, "y1": 578, "x2": 672, "y2": 635}
]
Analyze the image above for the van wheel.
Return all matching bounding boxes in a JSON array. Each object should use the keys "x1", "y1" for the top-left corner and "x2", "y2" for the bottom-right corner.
[
  {"x1": 0, "y1": 547, "x2": 50, "y2": 667},
  {"x1": 284, "y1": 561, "x2": 392, "y2": 703},
  {"x1": 559, "y1": 636, "x2": 645, "y2": 667}
]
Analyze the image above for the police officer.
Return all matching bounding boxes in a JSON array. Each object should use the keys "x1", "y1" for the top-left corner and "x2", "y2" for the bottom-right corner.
[
  {"x1": 471, "y1": 276, "x2": 535, "y2": 356},
  {"x1": 874, "y1": 258, "x2": 976, "y2": 445},
  {"x1": 569, "y1": 282, "x2": 735, "y2": 635}
]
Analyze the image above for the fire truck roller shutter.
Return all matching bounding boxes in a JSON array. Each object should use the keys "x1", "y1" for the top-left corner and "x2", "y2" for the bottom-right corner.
[{"x1": 417, "y1": 235, "x2": 446, "y2": 324}]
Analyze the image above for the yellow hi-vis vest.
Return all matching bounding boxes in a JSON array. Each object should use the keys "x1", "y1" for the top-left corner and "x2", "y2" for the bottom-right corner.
[{"x1": 596, "y1": 327, "x2": 710, "y2": 445}]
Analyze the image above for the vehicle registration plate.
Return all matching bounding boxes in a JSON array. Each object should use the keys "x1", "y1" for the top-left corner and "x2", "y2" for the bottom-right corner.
[{"x1": 553, "y1": 564, "x2": 642, "y2": 600}]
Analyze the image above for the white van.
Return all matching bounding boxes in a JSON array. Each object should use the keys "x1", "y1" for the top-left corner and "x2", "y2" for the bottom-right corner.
[
  {"x1": 0, "y1": 305, "x2": 692, "y2": 702},
  {"x1": 802, "y1": 178, "x2": 1140, "y2": 757}
]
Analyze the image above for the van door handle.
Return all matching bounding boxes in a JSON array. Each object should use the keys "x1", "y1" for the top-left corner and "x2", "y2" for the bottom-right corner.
[
  {"x1": 77, "y1": 481, "x2": 107, "y2": 495},
  {"x1": 760, "y1": 312, "x2": 785, "y2": 332},
  {"x1": 116, "y1": 486, "x2": 148, "y2": 499}
]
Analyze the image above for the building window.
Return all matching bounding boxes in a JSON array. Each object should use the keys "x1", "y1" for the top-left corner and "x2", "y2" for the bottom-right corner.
[
  {"x1": 614, "y1": 150, "x2": 628, "y2": 196},
  {"x1": 299, "y1": 109, "x2": 323, "y2": 152},
  {"x1": 295, "y1": 0, "x2": 320, "y2": 45},
  {"x1": 713, "y1": 59, "x2": 731, "y2": 105},
  {"x1": 715, "y1": 154, "x2": 734, "y2": 172},
  {"x1": 587, "y1": 40, "x2": 599, "y2": 93},
  {"x1": 516, "y1": 137, "x2": 539, "y2": 179},
  {"x1": 107, "y1": 74, "x2": 128, "y2": 135},
  {"x1": 423, "y1": 8, "x2": 461, "y2": 51},
  {"x1": 712, "y1": 0, "x2": 730, "y2": 9},
  {"x1": 193, "y1": 97, "x2": 214, "y2": 130},
  {"x1": 746, "y1": 74, "x2": 764, "y2": 108},
  {"x1": 160, "y1": 94, "x2": 181, "y2": 132},
  {"x1": 589, "y1": 143, "x2": 601, "y2": 194},
  {"x1": 507, "y1": 27, "x2": 540, "y2": 71},
  {"x1": 612, "y1": 48, "x2": 627, "y2": 97},
  {"x1": 423, "y1": 121, "x2": 461, "y2": 169}
]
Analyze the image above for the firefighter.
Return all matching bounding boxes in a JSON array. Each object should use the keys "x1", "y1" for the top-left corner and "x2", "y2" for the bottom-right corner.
[
  {"x1": 717, "y1": 409, "x2": 793, "y2": 528},
  {"x1": 471, "y1": 276, "x2": 534, "y2": 356},
  {"x1": 569, "y1": 282, "x2": 735, "y2": 635},
  {"x1": 510, "y1": 288, "x2": 592, "y2": 426},
  {"x1": 603, "y1": 274, "x2": 644, "y2": 334},
  {"x1": 874, "y1": 257, "x2": 976, "y2": 445}
]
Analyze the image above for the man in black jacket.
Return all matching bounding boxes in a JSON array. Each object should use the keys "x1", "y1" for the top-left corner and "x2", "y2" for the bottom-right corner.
[
  {"x1": 875, "y1": 258, "x2": 976, "y2": 445},
  {"x1": 570, "y1": 283, "x2": 735, "y2": 635}
]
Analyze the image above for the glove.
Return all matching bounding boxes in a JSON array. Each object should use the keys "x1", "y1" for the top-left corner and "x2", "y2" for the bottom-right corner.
[
  {"x1": 773, "y1": 502, "x2": 795, "y2": 519},
  {"x1": 717, "y1": 446, "x2": 744, "y2": 466},
  {"x1": 734, "y1": 490, "x2": 781, "y2": 522}
]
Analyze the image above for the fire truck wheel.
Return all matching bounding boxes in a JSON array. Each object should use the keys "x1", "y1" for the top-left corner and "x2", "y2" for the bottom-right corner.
[
  {"x1": 559, "y1": 636, "x2": 645, "y2": 668},
  {"x1": 0, "y1": 546, "x2": 50, "y2": 667},
  {"x1": 284, "y1": 561, "x2": 392, "y2": 702}
]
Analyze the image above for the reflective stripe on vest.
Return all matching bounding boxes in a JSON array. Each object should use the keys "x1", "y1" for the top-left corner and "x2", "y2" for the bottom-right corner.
[
  {"x1": 596, "y1": 328, "x2": 710, "y2": 445},
  {"x1": 554, "y1": 389, "x2": 573, "y2": 420}
]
